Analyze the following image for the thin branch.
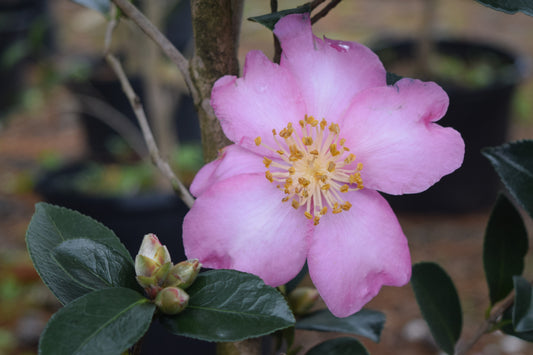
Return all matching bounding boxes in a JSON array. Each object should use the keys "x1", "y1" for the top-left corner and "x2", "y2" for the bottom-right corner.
[
  {"x1": 105, "y1": 53, "x2": 195, "y2": 208},
  {"x1": 75, "y1": 94, "x2": 148, "y2": 159},
  {"x1": 271, "y1": 0, "x2": 282, "y2": 64},
  {"x1": 455, "y1": 289, "x2": 517, "y2": 355},
  {"x1": 110, "y1": 0, "x2": 198, "y2": 104},
  {"x1": 311, "y1": 0, "x2": 342, "y2": 24},
  {"x1": 310, "y1": 0, "x2": 327, "y2": 11}
]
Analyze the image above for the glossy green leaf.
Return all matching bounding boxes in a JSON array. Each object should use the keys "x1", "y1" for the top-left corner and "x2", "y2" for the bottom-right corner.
[
  {"x1": 306, "y1": 337, "x2": 369, "y2": 355},
  {"x1": 160, "y1": 270, "x2": 295, "y2": 341},
  {"x1": 248, "y1": 5, "x2": 311, "y2": 30},
  {"x1": 26, "y1": 203, "x2": 133, "y2": 304},
  {"x1": 501, "y1": 307, "x2": 533, "y2": 341},
  {"x1": 386, "y1": 72, "x2": 403, "y2": 85},
  {"x1": 483, "y1": 141, "x2": 533, "y2": 218},
  {"x1": 285, "y1": 263, "x2": 308, "y2": 294},
  {"x1": 296, "y1": 309, "x2": 385, "y2": 343},
  {"x1": 475, "y1": 0, "x2": 533, "y2": 16},
  {"x1": 513, "y1": 276, "x2": 533, "y2": 332},
  {"x1": 484, "y1": 195, "x2": 528, "y2": 305},
  {"x1": 51, "y1": 238, "x2": 139, "y2": 293},
  {"x1": 411, "y1": 262, "x2": 462, "y2": 355},
  {"x1": 71, "y1": 0, "x2": 110, "y2": 14},
  {"x1": 39, "y1": 287, "x2": 155, "y2": 355}
]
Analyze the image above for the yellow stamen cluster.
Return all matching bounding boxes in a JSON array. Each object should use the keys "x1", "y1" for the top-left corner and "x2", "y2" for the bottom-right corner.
[{"x1": 256, "y1": 115, "x2": 364, "y2": 225}]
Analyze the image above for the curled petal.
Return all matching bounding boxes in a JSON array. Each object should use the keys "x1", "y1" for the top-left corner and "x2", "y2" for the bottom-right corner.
[
  {"x1": 211, "y1": 50, "x2": 306, "y2": 152},
  {"x1": 274, "y1": 14, "x2": 386, "y2": 121},
  {"x1": 183, "y1": 174, "x2": 312, "y2": 287},
  {"x1": 341, "y1": 78, "x2": 465, "y2": 195},
  {"x1": 190, "y1": 145, "x2": 265, "y2": 197},
  {"x1": 308, "y1": 189, "x2": 411, "y2": 317}
]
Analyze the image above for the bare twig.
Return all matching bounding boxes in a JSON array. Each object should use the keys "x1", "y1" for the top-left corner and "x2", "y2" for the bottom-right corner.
[
  {"x1": 271, "y1": 0, "x2": 282, "y2": 64},
  {"x1": 75, "y1": 94, "x2": 148, "y2": 159},
  {"x1": 310, "y1": 0, "x2": 327, "y2": 11},
  {"x1": 105, "y1": 53, "x2": 195, "y2": 208},
  {"x1": 455, "y1": 290, "x2": 517, "y2": 355},
  {"x1": 311, "y1": 0, "x2": 342, "y2": 24},
  {"x1": 110, "y1": 0, "x2": 198, "y2": 104}
]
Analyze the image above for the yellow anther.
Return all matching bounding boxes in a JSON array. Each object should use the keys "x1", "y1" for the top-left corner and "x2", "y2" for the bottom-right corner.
[
  {"x1": 292, "y1": 200, "x2": 300, "y2": 209},
  {"x1": 343, "y1": 147, "x2": 350, "y2": 151},
  {"x1": 340, "y1": 138, "x2": 346, "y2": 146},
  {"x1": 288, "y1": 167, "x2": 296, "y2": 175},
  {"x1": 299, "y1": 120, "x2": 305, "y2": 128},
  {"x1": 313, "y1": 216, "x2": 320, "y2": 225},
  {"x1": 304, "y1": 211, "x2": 313, "y2": 220},
  {"x1": 310, "y1": 149, "x2": 319, "y2": 155},
  {"x1": 272, "y1": 129, "x2": 277, "y2": 135},
  {"x1": 302, "y1": 190, "x2": 309, "y2": 198},
  {"x1": 298, "y1": 177, "x2": 310, "y2": 187},
  {"x1": 344, "y1": 153, "x2": 356, "y2": 164},
  {"x1": 265, "y1": 171, "x2": 273, "y2": 182},
  {"x1": 320, "y1": 207, "x2": 328, "y2": 215},
  {"x1": 321, "y1": 184, "x2": 331, "y2": 191},
  {"x1": 282, "y1": 196, "x2": 290, "y2": 202},
  {"x1": 357, "y1": 162, "x2": 363, "y2": 171},
  {"x1": 263, "y1": 157, "x2": 272, "y2": 168},
  {"x1": 327, "y1": 161, "x2": 336, "y2": 172},
  {"x1": 330, "y1": 144, "x2": 340, "y2": 157},
  {"x1": 349, "y1": 173, "x2": 362, "y2": 184},
  {"x1": 277, "y1": 150, "x2": 284, "y2": 155},
  {"x1": 254, "y1": 137, "x2": 262, "y2": 146},
  {"x1": 342, "y1": 201, "x2": 352, "y2": 211},
  {"x1": 302, "y1": 137, "x2": 313, "y2": 145},
  {"x1": 329, "y1": 123, "x2": 340, "y2": 134},
  {"x1": 285, "y1": 177, "x2": 293, "y2": 185},
  {"x1": 340, "y1": 184, "x2": 349, "y2": 193},
  {"x1": 332, "y1": 203, "x2": 342, "y2": 214},
  {"x1": 320, "y1": 119, "x2": 327, "y2": 130}
]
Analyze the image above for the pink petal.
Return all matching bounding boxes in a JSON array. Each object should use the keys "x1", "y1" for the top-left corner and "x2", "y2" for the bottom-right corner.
[
  {"x1": 307, "y1": 189, "x2": 411, "y2": 317},
  {"x1": 341, "y1": 78, "x2": 465, "y2": 195},
  {"x1": 183, "y1": 173, "x2": 312, "y2": 286},
  {"x1": 189, "y1": 144, "x2": 265, "y2": 197},
  {"x1": 210, "y1": 50, "x2": 306, "y2": 151},
  {"x1": 273, "y1": 14, "x2": 386, "y2": 122}
]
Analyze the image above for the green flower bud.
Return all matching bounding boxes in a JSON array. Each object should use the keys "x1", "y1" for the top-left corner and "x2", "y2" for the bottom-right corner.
[
  {"x1": 288, "y1": 287, "x2": 319, "y2": 315},
  {"x1": 166, "y1": 259, "x2": 201, "y2": 289},
  {"x1": 135, "y1": 234, "x2": 171, "y2": 277},
  {"x1": 154, "y1": 287, "x2": 190, "y2": 315}
]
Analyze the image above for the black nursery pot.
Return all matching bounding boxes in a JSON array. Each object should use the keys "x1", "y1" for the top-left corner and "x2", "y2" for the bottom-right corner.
[
  {"x1": 35, "y1": 162, "x2": 215, "y2": 355},
  {"x1": 373, "y1": 39, "x2": 527, "y2": 213}
]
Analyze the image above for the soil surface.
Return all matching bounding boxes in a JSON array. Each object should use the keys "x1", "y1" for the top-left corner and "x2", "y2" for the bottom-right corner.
[{"x1": 2, "y1": 1, "x2": 533, "y2": 355}]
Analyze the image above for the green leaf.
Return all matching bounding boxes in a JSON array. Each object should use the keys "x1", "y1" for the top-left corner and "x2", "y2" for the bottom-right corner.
[
  {"x1": 475, "y1": 0, "x2": 533, "y2": 16},
  {"x1": 285, "y1": 263, "x2": 308, "y2": 294},
  {"x1": 296, "y1": 309, "x2": 385, "y2": 343},
  {"x1": 248, "y1": 5, "x2": 311, "y2": 30},
  {"x1": 306, "y1": 337, "x2": 369, "y2": 355},
  {"x1": 484, "y1": 195, "x2": 528, "y2": 305},
  {"x1": 411, "y1": 262, "x2": 462, "y2": 355},
  {"x1": 71, "y1": 0, "x2": 111, "y2": 14},
  {"x1": 51, "y1": 238, "x2": 139, "y2": 293},
  {"x1": 386, "y1": 72, "x2": 403, "y2": 86},
  {"x1": 483, "y1": 141, "x2": 533, "y2": 218},
  {"x1": 39, "y1": 287, "x2": 155, "y2": 355},
  {"x1": 513, "y1": 276, "x2": 533, "y2": 332},
  {"x1": 160, "y1": 270, "x2": 295, "y2": 342},
  {"x1": 26, "y1": 203, "x2": 133, "y2": 304}
]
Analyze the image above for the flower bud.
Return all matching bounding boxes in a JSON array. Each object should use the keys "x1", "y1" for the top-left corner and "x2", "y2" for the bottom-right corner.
[
  {"x1": 288, "y1": 287, "x2": 319, "y2": 315},
  {"x1": 135, "y1": 234, "x2": 171, "y2": 277},
  {"x1": 154, "y1": 287, "x2": 189, "y2": 315},
  {"x1": 166, "y1": 259, "x2": 201, "y2": 289}
]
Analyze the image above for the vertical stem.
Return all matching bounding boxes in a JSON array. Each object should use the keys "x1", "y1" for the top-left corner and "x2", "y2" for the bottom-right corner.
[
  {"x1": 416, "y1": 0, "x2": 437, "y2": 79},
  {"x1": 271, "y1": 0, "x2": 282, "y2": 64},
  {"x1": 189, "y1": 0, "x2": 243, "y2": 162}
]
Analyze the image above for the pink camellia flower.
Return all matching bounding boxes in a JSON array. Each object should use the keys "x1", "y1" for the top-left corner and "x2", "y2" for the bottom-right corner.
[{"x1": 183, "y1": 14, "x2": 464, "y2": 317}]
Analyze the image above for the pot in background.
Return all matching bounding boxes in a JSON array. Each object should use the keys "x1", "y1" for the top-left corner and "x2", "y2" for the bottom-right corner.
[{"x1": 372, "y1": 38, "x2": 528, "y2": 213}]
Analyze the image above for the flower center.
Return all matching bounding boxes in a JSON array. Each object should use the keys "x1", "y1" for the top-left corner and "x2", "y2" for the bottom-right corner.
[{"x1": 255, "y1": 115, "x2": 364, "y2": 226}]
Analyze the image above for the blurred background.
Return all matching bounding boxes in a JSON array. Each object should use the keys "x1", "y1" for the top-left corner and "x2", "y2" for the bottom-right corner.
[{"x1": 2, "y1": 0, "x2": 533, "y2": 354}]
